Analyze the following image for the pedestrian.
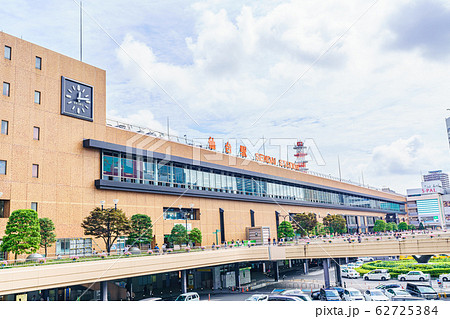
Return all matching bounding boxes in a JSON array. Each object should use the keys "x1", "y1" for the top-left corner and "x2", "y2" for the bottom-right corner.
[
  {"x1": 273, "y1": 238, "x2": 276, "y2": 245},
  {"x1": 268, "y1": 237, "x2": 271, "y2": 245},
  {"x1": 212, "y1": 242, "x2": 215, "y2": 249}
]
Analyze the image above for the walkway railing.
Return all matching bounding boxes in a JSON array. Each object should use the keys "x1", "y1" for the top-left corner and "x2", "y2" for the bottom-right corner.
[{"x1": 0, "y1": 230, "x2": 446, "y2": 270}]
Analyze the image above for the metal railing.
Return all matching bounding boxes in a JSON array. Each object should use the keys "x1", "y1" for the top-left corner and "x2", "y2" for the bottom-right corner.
[{"x1": 105, "y1": 118, "x2": 401, "y2": 195}]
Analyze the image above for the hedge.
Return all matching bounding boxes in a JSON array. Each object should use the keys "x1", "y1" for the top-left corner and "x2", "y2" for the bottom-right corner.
[{"x1": 354, "y1": 260, "x2": 450, "y2": 278}]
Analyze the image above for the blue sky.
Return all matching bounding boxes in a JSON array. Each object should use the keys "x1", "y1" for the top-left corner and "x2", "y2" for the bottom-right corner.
[{"x1": 2, "y1": 0, "x2": 450, "y2": 193}]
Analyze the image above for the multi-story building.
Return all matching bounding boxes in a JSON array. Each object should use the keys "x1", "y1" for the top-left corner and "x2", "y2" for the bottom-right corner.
[
  {"x1": 0, "y1": 32, "x2": 406, "y2": 258},
  {"x1": 407, "y1": 180, "x2": 449, "y2": 229},
  {"x1": 423, "y1": 170, "x2": 449, "y2": 189}
]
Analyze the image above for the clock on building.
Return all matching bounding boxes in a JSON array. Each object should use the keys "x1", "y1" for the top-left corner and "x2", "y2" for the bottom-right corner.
[{"x1": 61, "y1": 76, "x2": 93, "y2": 121}]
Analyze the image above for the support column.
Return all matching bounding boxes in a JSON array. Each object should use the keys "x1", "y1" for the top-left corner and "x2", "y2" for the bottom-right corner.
[
  {"x1": 100, "y1": 281, "x2": 108, "y2": 301},
  {"x1": 304, "y1": 259, "x2": 309, "y2": 274},
  {"x1": 288, "y1": 259, "x2": 292, "y2": 268},
  {"x1": 262, "y1": 262, "x2": 266, "y2": 273},
  {"x1": 323, "y1": 259, "x2": 330, "y2": 288},
  {"x1": 273, "y1": 261, "x2": 279, "y2": 282},
  {"x1": 333, "y1": 259, "x2": 342, "y2": 287},
  {"x1": 181, "y1": 270, "x2": 187, "y2": 294},
  {"x1": 235, "y1": 263, "x2": 240, "y2": 288}
]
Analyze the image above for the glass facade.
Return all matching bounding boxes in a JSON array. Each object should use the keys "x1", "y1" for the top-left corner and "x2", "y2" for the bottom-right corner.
[
  {"x1": 56, "y1": 238, "x2": 92, "y2": 256},
  {"x1": 101, "y1": 151, "x2": 404, "y2": 212},
  {"x1": 163, "y1": 207, "x2": 200, "y2": 220}
]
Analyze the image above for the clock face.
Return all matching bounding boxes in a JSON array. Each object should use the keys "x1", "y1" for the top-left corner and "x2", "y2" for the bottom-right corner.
[{"x1": 61, "y1": 76, "x2": 94, "y2": 121}]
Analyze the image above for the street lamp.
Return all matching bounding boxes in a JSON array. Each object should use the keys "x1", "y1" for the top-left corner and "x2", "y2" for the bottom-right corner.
[
  {"x1": 100, "y1": 200, "x2": 105, "y2": 210},
  {"x1": 113, "y1": 199, "x2": 119, "y2": 210}
]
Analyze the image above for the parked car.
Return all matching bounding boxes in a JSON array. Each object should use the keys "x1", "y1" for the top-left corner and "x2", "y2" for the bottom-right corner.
[
  {"x1": 175, "y1": 292, "x2": 200, "y2": 301},
  {"x1": 342, "y1": 288, "x2": 364, "y2": 301},
  {"x1": 267, "y1": 295, "x2": 303, "y2": 301},
  {"x1": 311, "y1": 289, "x2": 321, "y2": 300},
  {"x1": 384, "y1": 288, "x2": 412, "y2": 300},
  {"x1": 405, "y1": 283, "x2": 439, "y2": 300},
  {"x1": 346, "y1": 263, "x2": 357, "y2": 269},
  {"x1": 281, "y1": 289, "x2": 312, "y2": 301},
  {"x1": 358, "y1": 257, "x2": 374, "y2": 262},
  {"x1": 391, "y1": 296, "x2": 426, "y2": 301},
  {"x1": 363, "y1": 269, "x2": 391, "y2": 281},
  {"x1": 355, "y1": 260, "x2": 364, "y2": 267},
  {"x1": 398, "y1": 271, "x2": 430, "y2": 282},
  {"x1": 319, "y1": 288, "x2": 341, "y2": 301},
  {"x1": 246, "y1": 294, "x2": 269, "y2": 301},
  {"x1": 330, "y1": 287, "x2": 345, "y2": 299},
  {"x1": 439, "y1": 274, "x2": 450, "y2": 282},
  {"x1": 139, "y1": 297, "x2": 163, "y2": 301},
  {"x1": 375, "y1": 283, "x2": 401, "y2": 290},
  {"x1": 341, "y1": 268, "x2": 360, "y2": 278},
  {"x1": 363, "y1": 289, "x2": 389, "y2": 301}
]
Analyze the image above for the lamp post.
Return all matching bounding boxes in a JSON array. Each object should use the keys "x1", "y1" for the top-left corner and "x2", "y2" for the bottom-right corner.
[
  {"x1": 190, "y1": 203, "x2": 194, "y2": 246},
  {"x1": 213, "y1": 229, "x2": 220, "y2": 245}
]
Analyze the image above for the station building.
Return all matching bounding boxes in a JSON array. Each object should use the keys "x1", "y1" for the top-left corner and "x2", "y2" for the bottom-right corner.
[{"x1": 0, "y1": 32, "x2": 407, "y2": 258}]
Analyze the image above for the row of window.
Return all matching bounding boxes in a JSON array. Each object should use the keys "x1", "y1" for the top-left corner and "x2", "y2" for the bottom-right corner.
[
  {"x1": 2, "y1": 81, "x2": 41, "y2": 103},
  {"x1": 0, "y1": 161, "x2": 39, "y2": 177},
  {"x1": 4, "y1": 45, "x2": 42, "y2": 69},
  {"x1": 101, "y1": 151, "x2": 404, "y2": 212},
  {"x1": 1, "y1": 120, "x2": 40, "y2": 139}
]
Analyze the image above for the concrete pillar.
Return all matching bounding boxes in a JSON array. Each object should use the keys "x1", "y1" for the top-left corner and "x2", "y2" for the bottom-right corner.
[
  {"x1": 100, "y1": 281, "x2": 108, "y2": 301},
  {"x1": 235, "y1": 263, "x2": 240, "y2": 288},
  {"x1": 262, "y1": 262, "x2": 266, "y2": 273},
  {"x1": 345, "y1": 257, "x2": 349, "y2": 264},
  {"x1": 288, "y1": 259, "x2": 292, "y2": 268},
  {"x1": 333, "y1": 259, "x2": 342, "y2": 287},
  {"x1": 273, "y1": 261, "x2": 279, "y2": 282},
  {"x1": 323, "y1": 259, "x2": 330, "y2": 288},
  {"x1": 304, "y1": 259, "x2": 309, "y2": 274},
  {"x1": 181, "y1": 270, "x2": 187, "y2": 294}
]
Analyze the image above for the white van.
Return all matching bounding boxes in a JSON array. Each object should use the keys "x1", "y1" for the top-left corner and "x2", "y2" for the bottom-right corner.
[{"x1": 175, "y1": 292, "x2": 200, "y2": 301}]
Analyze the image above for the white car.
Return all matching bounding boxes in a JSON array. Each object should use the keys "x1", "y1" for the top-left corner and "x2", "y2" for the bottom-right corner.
[
  {"x1": 363, "y1": 269, "x2": 391, "y2": 281},
  {"x1": 358, "y1": 257, "x2": 375, "y2": 262},
  {"x1": 175, "y1": 292, "x2": 200, "y2": 301},
  {"x1": 346, "y1": 263, "x2": 357, "y2": 269},
  {"x1": 281, "y1": 289, "x2": 312, "y2": 301},
  {"x1": 398, "y1": 271, "x2": 430, "y2": 282},
  {"x1": 341, "y1": 268, "x2": 360, "y2": 278},
  {"x1": 363, "y1": 289, "x2": 389, "y2": 301},
  {"x1": 384, "y1": 288, "x2": 412, "y2": 300},
  {"x1": 246, "y1": 294, "x2": 268, "y2": 301},
  {"x1": 439, "y1": 274, "x2": 450, "y2": 282},
  {"x1": 355, "y1": 260, "x2": 364, "y2": 267},
  {"x1": 342, "y1": 288, "x2": 364, "y2": 301}
]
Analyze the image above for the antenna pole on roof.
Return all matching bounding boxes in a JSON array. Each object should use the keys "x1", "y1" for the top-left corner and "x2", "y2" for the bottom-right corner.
[{"x1": 80, "y1": 1, "x2": 83, "y2": 62}]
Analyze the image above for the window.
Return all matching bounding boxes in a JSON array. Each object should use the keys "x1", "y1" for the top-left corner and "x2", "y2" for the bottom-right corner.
[
  {"x1": 3, "y1": 82, "x2": 10, "y2": 96},
  {"x1": 34, "y1": 91, "x2": 41, "y2": 104},
  {"x1": 33, "y1": 126, "x2": 40, "y2": 140},
  {"x1": 1, "y1": 120, "x2": 8, "y2": 135},
  {"x1": 31, "y1": 202, "x2": 38, "y2": 211},
  {"x1": 4, "y1": 46, "x2": 11, "y2": 60},
  {"x1": 0, "y1": 200, "x2": 10, "y2": 218},
  {"x1": 0, "y1": 160, "x2": 6, "y2": 175},
  {"x1": 35, "y1": 56, "x2": 42, "y2": 70},
  {"x1": 32, "y1": 164, "x2": 39, "y2": 178}
]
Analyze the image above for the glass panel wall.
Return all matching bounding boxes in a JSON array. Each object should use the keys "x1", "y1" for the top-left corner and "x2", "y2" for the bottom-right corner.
[{"x1": 101, "y1": 151, "x2": 404, "y2": 212}]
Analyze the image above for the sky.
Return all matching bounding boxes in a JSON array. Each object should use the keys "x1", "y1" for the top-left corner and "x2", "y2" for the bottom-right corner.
[{"x1": 2, "y1": 0, "x2": 450, "y2": 194}]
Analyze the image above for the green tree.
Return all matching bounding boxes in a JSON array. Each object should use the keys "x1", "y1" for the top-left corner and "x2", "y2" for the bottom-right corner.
[
  {"x1": 292, "y1": 213, "x2": 317, "y2": 236},
  {"x1": 398, "y1": 222, "x2": 408, "y2": 231},
  {"x1": 385, "y1": 223, "x2": 393, "y2": 232},
  {"x1": 0, "y1": 209, "x2": 41, "y2": 261},
  {"x1": 277, "y1": 221, "x2": 295, "y2": 239},
  {"x1": 81, "y1": 207, "x2": 130, "y2": 254},
  {"x1": 373, "y1": 220, "x2": 386, "y2": 232},
  {"x1": 388, "y1": 222, "x2": 398, "y2": 231},
  {"x1": 189, "y1": 228, "x2": 202, "y2": 246},
  {"x1": 168, "y1": 224, "x2": 188, "y2": 246},
  {"x1": 313, "y1": 222, "x2": 327, "y2": 236},
  {"x1": 418, "y1": 222, "x2": 425, "y2": 230},
  {"x1": 322, "y1": 215, "x2": 347, "y2": 234},
  {"x1": 39, "y1": 217, "x2": 56, "y2": 257},
  {"x1": 126, "y1": 214, "x2": 153, "y2": 249},
  {"x1": 408, "y1": 224, "x2": 416, "y2": 230}
]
